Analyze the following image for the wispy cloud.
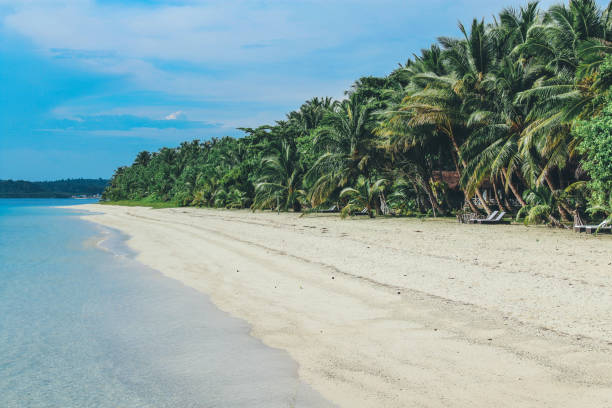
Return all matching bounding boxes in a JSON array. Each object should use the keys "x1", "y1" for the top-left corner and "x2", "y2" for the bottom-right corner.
[
  {"x1": 0, "y1": 0, "x2": 607, "y2": 179},
  {"x1": 164, "y1": 111, "x2": 186, "y2": 120},
  {"x1": 44, "y1": 113, "x2": 218, "y2": 132}
]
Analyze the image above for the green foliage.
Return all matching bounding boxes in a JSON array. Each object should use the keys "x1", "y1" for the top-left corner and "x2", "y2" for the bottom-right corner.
[
  {"x1": 101, "y1": 199, "x2": 179, "y2": 209},
  {"x1": 103, "y1": 0, "x2": 612, "y2": 225},
  {"x1": 339, "y1": 177, "x2": 387, "y2": 218},
  {"x1": 252, "y1": 141, "x2": 306, "y2": 212},
  {"x1": 515, "y1": 187, "x2": 567, "y2": 227},
  {"x1": 575, "y1": 98, "x2": 612, "y2": 209}
]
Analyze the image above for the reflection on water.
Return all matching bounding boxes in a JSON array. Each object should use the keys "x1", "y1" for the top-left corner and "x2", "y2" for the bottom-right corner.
[{"x1": 0, "y1": 199, "x2": 332, "y2": 407}]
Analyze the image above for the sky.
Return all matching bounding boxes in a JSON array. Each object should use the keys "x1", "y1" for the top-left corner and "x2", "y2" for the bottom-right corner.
[{"x1": 0, "y1": 0, "x2": 607, "y2": 180}]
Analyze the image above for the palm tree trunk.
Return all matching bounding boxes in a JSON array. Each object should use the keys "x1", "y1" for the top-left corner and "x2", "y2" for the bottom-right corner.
[
  {"x1": 447, "y1": 127, "x2": 491, "y2": 215},
  {"x1": 492, "y1": 181, "x2": 508, "y2": 212},
  {"x1": 543, "y1": 172, "x2": 570, "y2": 222},
  {"x1": 466, "y1": 198, "x2": 478, "y2": 213},
  {"x1": 474, "y1": 187, "x2": 493, "y2": 215},
  {"x1": 502, "y1": 168, "x2": 526, "y2": 207},
  {"x1": 409, "y1": 179, "x2": 426, "y2": 212},
  {"x1": 422, "y1": 180, "x2": 441, "y2": 217},
  {"x1": 449, "y1": 154, "x2": 479, "y2": 213},
  {"x1": 374, "y1": 195, "x2": 382, "y2": 216},
  {"x1": 503, "y1": 195, "x2": 513, "y2": 212}
]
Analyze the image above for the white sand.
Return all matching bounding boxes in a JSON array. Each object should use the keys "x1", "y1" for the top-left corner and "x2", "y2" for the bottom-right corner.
[{"x1": 76, "y1": 204, "x2": 612, "y2": 407}]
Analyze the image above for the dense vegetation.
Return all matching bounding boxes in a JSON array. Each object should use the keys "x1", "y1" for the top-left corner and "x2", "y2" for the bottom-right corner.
[
  {"x1": 104, "y1": 0, "x2": 612, "y2": 225},
  {"x1": 0, "y1": 179, "x2": 109, "y2": 198}
]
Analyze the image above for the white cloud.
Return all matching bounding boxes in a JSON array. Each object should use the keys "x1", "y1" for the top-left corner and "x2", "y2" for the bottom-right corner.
[
  {"x1": 3, "y1": 0, "x2": 605, "y2": 132},
  {"x1": 164, "y1": 110, "x2": 186, "y2": 120},
  {"x1": 0, "y1": 0, "x2": 409, "y2": 105}
]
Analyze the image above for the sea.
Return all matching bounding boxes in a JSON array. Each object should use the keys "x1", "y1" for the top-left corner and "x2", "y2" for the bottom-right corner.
[{"x1": 0, "y1": 199, "x2": 332, "y2": 408}]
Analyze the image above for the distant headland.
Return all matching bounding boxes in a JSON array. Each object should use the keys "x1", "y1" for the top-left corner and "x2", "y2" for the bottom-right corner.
[{"x1": 0, "y1": 179, "x2": 108, "y2": 199}]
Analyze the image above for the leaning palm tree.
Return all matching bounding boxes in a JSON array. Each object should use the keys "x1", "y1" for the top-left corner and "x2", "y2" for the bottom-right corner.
[
  {"x1": 516, "y1": 186, "x2": 565, "y2": 227},
  {"x1": 339, "y1": 176, "x2": 387, "y2": 218},
  {"x1": 383, "y1": 71, "x2": 491, "y2": 213},
  {"x1": 512, "y1": 1, "x2": 612, "y2": 218},
  {"x1": 376, "y1": 97, "x2": 447, "y2": 216},
  {"x1": 390, "y1": 17, "x2": 509, "y2": 216}
]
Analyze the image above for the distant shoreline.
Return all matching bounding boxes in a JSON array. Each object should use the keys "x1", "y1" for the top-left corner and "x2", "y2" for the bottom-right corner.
[
  {"x1": 0, "y1": 194, "x2": 101, "y2": 199},
  {"x1": 76, "y1": 204, "x2": 612, "y2": 408},
  {"x1": 0, "y1": 178, "x2": 107, "y2": 199}
]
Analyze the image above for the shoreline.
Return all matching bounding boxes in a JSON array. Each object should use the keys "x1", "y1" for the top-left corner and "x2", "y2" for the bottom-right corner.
[{"x1": 76, "y1": 204, "x2": 612, "y2": 407}]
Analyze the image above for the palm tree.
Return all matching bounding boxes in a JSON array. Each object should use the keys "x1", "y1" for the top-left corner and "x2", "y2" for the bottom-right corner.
[
  {"x1": 226, "y1": 189, "x2": 249, "y2": 209},
  {"x1": 376, "y1": 96, "x2": 447, "y2": 216},
  {"x1": 252, "y1": 141, "x2": 306, "y2": 212},
  {"x1": 382, "y1": 71, "x2": 491, "y2": 213},
  {"x1": 306, "y1": 93, "x2": 379, "y2": 206},
  {"x1": 510, "y1": 0, "x2": 612, "y2": 219},
  {"x1": 133, "y1": 151, "x2": 152, "y2": 167},
  {"x1": 516, "y1": 186, "x2": 565, "y2": 227},
  {"x1": 459, "y1": 57, "x2": 550, "y2": 207},
  {"x1": 493, "y1": 2, "x2": 540, "y2": 57},
  {"x1": 390, "y1": 17, "x2": 508, "y2": 215},
  {"x1": 288, "y1": 97, "x2": 336, "y2": 135},
  {"x1": 339, "y1": 176, "x2": 387, "y2": 218}
]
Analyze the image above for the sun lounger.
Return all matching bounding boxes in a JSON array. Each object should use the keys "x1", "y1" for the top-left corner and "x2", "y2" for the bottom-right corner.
[
  {"x1": 476, "y1": 211, "x2": 508, "y2": 224},
  {"x1": 354, "y1": 208, "x2": 370, "y2": 216},
  {"x1": 318, "y1": 205, "x2": 339, "y2": 213},
  {"x1": 467, "y1": 210, "x2": 497, "y2": 224},
  {"x1": 582, "y1": 221, "x2": 611, "y2": 234}
]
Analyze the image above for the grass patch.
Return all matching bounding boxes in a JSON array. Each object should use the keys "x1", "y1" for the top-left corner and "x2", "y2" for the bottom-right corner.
[{"x1": 100, "y1": 200, "x2": 179, "y2": 209}]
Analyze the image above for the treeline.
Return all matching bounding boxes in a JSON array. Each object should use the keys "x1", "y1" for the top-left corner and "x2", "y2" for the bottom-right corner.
[
  {"x1": 104, "y1": 0, "x2": 612, "y2": 225},
  {"x1": 0, "y1": 179, "x2": 109, "y2": 198}
]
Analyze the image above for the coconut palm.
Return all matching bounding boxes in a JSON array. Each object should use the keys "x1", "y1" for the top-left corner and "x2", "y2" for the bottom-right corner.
[
  {"x1": 460, "y1": 57, "x2": 550, "y2": 206},
  {"x1": 252, "y1": 141, "x2": 306, "y2": 212},
  {"x1": 339, "y1": 177, "x2": 387, "y2": 218},
  {"x1": 307, "y1": 93, "x2": 379, "y2": 206},
  {"x1": 516, "y1": 186, "x2": 565, "y2": 227},
  {"x1": 288, "y1": 97, "x2": 336, "y2": 135}
]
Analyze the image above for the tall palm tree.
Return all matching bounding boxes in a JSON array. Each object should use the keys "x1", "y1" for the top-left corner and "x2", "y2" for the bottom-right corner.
[
  {"x1": 460, "y1": 57, "x2": 549, "y2": 206},
  {"x1": 287, "y1": 97, "x2": 336, "y2": 136},
  {"x1": 510, "y1": 0, "x2": 611, "y2": 219},
  {"x1": 306, "y1": 93, "x2": 379, "y2": 206},
  {"x1": 386, "y1": 71, "x2": 492, "y2": 213}
]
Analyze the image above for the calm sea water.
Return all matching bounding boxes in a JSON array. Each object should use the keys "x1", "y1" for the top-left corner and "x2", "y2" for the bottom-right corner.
[{"x1": 0, "y1": 199, "x2": 331, "y2": 408}]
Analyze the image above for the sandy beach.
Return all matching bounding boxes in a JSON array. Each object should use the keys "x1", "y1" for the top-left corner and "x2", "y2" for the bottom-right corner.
[{"x1": 77, "y1": 204, "x2": 612, "y2": 407}]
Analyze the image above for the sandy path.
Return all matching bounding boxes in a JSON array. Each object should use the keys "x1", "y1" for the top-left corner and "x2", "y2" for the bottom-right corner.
[{"x1": 76, "y1": 205, "x2": 612, "y2": 407}]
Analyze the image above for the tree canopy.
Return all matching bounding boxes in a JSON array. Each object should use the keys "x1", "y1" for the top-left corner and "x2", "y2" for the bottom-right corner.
[{"x1": 104, "y1": 0, "x2": 612, "y2": 225}]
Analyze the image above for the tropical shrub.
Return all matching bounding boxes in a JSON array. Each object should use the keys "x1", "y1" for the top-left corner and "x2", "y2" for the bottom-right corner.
[{"x1": 339, "y1": 177, "x2": 387, "y2": 218}]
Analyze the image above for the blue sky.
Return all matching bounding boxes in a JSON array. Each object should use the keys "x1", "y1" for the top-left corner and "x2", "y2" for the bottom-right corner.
[{"x1": 0, "y1": 0, "x2": 606, "y2": 180}]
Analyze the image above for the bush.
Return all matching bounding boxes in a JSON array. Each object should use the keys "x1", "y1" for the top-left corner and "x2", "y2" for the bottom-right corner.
[{"x1": 575, "y1": 98, "x2": 612, "y2": 208}]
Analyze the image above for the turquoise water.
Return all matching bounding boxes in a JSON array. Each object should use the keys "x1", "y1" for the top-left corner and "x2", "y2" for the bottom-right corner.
[{"x1": 0, "y1": 199, "x2": 331, "y2": 407}]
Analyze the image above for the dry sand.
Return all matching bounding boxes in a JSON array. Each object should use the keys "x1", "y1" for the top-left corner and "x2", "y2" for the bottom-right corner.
[{"x1": 76, "y1": 204, "x2": 612, "y2": 407}]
